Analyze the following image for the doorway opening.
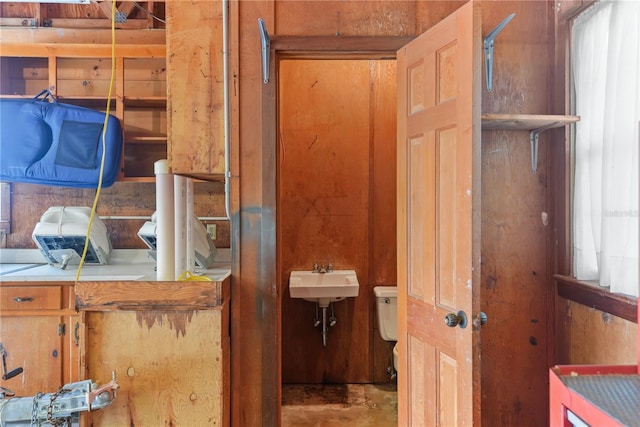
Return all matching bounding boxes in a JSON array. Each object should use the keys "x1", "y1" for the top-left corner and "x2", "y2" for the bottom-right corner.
[{"x1": 275, "y1": 57, "x2": 398, "y2": 424}]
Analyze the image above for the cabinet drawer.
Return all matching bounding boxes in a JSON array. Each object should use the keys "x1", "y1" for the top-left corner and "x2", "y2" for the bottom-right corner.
[{"x1": 0, "y1": 286, "x2": 62, "y2": 310}]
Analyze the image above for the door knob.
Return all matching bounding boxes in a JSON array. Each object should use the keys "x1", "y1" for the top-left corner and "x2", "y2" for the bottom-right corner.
[
  {"x1": 480, "y1": 311, "x2": 488, "y2": 326},
  {"x1": 471, "y1": 311, "x2": 488, "y2": 329},
  {"x1": 444, "y1": 311, "x2": 468, "y2": 328}
]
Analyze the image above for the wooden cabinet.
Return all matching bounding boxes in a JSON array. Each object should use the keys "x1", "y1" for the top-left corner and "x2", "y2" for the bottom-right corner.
[
  {"x1": 76, "y1": 278, "x2": 231, "y2": 426},
  {"x1": 0, "y1": 282, "x2": 79, "y2": 397},
  {"x1": 166, "y1": 1, "x2": 226, "y2": 181},
  {"x1": 0, "y1": 42, "x2": 166, "y2": 181}
]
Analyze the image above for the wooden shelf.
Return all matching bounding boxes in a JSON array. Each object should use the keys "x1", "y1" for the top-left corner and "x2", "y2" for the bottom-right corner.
[
  {"x1": 0, "y1": 94, "x2": 36, "y2": 99},
  {"x1": 126, "y1": 135, "x2": 168, "y2": 143},
  {"x1": 0, "y1": 43, "x2": 165, "y2": 58},
  {"x1": 481, "y1": 113, "x2": 579, "y2": 130},
  {"x1": 481, "y1": 114, "x2": 580, "y2": 173},
  {"x1": 123, "y1": 96, "x2": 166, "y2": 108}
]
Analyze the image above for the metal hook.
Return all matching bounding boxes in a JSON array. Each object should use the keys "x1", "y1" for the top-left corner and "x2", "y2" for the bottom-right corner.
[
  {"x1": 258, "y1": 18, "x2": 270, "y2": 84},
  {"x1": 483, "y1": 13, "x2": 515, "y2": 92}
]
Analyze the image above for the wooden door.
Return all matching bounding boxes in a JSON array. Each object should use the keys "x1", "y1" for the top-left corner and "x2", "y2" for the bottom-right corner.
[
  {"x1": 396, "y1": 2, "x2": 481, "y2": 425},
  {"x1": 0, "y1": 316, "x2": 64, "y2": 396}
]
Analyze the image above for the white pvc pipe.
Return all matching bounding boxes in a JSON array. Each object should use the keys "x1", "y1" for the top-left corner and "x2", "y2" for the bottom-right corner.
[
  {"x1": 155, "y1": 160, "x2": 175, "y2": 281},
  {"x1": 174, "y1": 175, "x2": 188, "y2": 278},
  {"x1": 186, "y1": 178, "x2": 195, "y2": 272},
  {"x1": 98, "y1": 215, "x2": 229, "y2": 221}
]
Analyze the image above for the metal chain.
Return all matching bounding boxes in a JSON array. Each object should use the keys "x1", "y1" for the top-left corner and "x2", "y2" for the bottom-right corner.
[
  {"x1": 47, "y1": 388, "x2": 71, "y2": 427},
  {"x1": 31, "y1": 392, "x2": 43, "y2": 427}
]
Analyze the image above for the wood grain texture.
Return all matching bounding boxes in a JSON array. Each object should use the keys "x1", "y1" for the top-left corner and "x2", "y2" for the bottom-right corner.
[
  {"x1": 166, "y1": 1, "x2": 225, "y2": 178},
  {"x1": 84, "y1": 308, "x2": 229, "y2": 426},
  {"x1": 0, "y1": 316, "x2": 64, "y2": 395},
  {"x1": 0, "y1": 286, "x2": 62, "y2": 310},
  {"x1": 0, "y1": 3, "x2": 162, "y2": 30},
  {"x1": 481, "y1": 114, "x2": 580, "y2": 130},
  {"x1": 276, "y1": 1, "x2": 415, "y2": 36},
  {"x1": 5, "y1": 180, "x2": 228, "y2": 250},
  {"x1": 479, "y1": 2, "x2": 555, "y2": 426},
  {"x1": 558, "y1": 298, "x2": 638, "y2": 365},
  {"x1": 555, "y1": 275, "x2": 638, "y2": 323},
  {"x1": 0, "y1": 28, "x2": 166, "y2": 44},
  {"x1": 0, "y1": 281, "x2": 78, "y2": 398},
  {"x1": 75, "y1": 280, "x2": 227, "y2": 310},
  {"x1": 278, "y1": 59, "x2": 373, "y2": 384}
]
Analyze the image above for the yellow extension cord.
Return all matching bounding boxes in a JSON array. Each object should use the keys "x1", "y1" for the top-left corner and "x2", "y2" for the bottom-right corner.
[
  {"x1": 75, "y1": 1, "x2": 117, "y2": 282},
  {"x1": 73, "y1": 4, "x2": 208, "y2": 283}
]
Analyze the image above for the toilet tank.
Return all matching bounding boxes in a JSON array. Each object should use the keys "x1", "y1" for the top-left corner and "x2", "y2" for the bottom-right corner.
[{"x1": 374, "y1": 286, "x2": 397, "y2": 341}]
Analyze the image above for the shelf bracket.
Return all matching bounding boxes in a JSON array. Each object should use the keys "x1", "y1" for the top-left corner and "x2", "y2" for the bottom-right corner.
[
  {"x1": 258, "y1": 18, "x2": 271, "y2": 84},
  {"x1": 483, "y1": 13, "x2": 515, "y2": 92},
  {"x1": 529, "y1": 122, "x2": 559, "y2": 174}
]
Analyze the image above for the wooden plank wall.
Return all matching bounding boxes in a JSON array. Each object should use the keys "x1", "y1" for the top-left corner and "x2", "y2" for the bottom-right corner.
[
  {"x1": 478, "y1": 2, "x2": 554, "y2": 425},
  {"x1": 0, "y1": 2, "x2": 165, "y2": 29},
  {"x1": 4, "y1": 181, "x2": 230, "y2": 250},
  {"x1": 556, "y1": 299, "x2": 638, "y2": 364}
]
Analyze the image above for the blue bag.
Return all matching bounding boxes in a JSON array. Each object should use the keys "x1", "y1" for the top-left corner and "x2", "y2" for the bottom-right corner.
[{"x1": 0, "y1": 89, "x2": 123, "y2": 188}]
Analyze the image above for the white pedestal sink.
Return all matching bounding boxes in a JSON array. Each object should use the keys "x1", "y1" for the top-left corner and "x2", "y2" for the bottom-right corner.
[{"x1": 289, "y1": 269, "x2": 359, "y2": 307}]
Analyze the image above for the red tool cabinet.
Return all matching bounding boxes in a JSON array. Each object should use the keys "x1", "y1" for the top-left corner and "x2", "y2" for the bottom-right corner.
[{"x1": 549, "y1": 298, "x2": 640, "y2": 426}]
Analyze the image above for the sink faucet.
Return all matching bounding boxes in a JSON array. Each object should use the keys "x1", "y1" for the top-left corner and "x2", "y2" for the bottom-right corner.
[{"x1": 313, "y1": 263, "x2": 333, "y2": 274}]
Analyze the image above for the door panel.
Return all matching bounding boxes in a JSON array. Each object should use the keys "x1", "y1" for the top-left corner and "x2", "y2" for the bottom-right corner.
[
  {"x1": 397, "y1": 2, "x2": 481, "y2": 425},
  {"x1": 0, "y1": 316, "x2": 64, "y2": 396}
]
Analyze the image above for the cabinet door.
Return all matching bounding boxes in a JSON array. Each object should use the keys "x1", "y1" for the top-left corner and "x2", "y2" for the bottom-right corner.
[
  {"x1": 84, "y1": 310, "x2": 227, "y2": 426},
  {"x1": 166, "y1": 2, "x2": 225, "y2": 179},
  {"x1": 0, "y1": 316, "x2": 64, "y2": 396}
]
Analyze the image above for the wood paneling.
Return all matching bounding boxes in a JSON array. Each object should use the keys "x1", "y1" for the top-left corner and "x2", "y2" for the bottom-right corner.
[
  {"x1": 0, "y1": 2, "x2": 164, "y2": 29},
  {"x1": 6, "y1": 181, "x2": 228, "y2": 250},
  {"x1": 279, "y1": 59, "x2": 397, "y2": 384},
  {"x1": 275, "y1": 1, "x2": 415, "y2": 36},
  {"x1": 557, "y1": 298, "x2": 638, "y2": 365},
  {"x1": 479, "y1": 2, "x2": 555, "y2": 426}
]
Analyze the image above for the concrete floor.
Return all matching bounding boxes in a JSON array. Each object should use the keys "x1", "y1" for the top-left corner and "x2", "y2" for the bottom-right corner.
[{"x1": 281, "y1": 383, "x2": 398, "y2": 427}]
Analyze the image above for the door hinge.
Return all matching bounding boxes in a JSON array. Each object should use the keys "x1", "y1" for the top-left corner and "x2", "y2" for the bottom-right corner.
[{"x1": 58, "y1": 323, "x2": 66, "y2": 336}]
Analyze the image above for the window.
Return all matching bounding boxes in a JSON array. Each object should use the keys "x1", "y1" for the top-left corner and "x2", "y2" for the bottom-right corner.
[{"x1": 571, "y1": 0, "x2": 640, "y2": 297}]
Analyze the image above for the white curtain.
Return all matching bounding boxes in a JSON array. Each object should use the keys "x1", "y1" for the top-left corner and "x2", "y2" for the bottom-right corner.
[{"x1": 572, "y1": 0, "x2": 640, "y2": 297}]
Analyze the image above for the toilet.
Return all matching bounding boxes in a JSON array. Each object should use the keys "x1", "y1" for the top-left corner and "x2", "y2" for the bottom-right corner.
[{"x1": 374, "y1": 286, "x2": 398, "y2": 374}]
